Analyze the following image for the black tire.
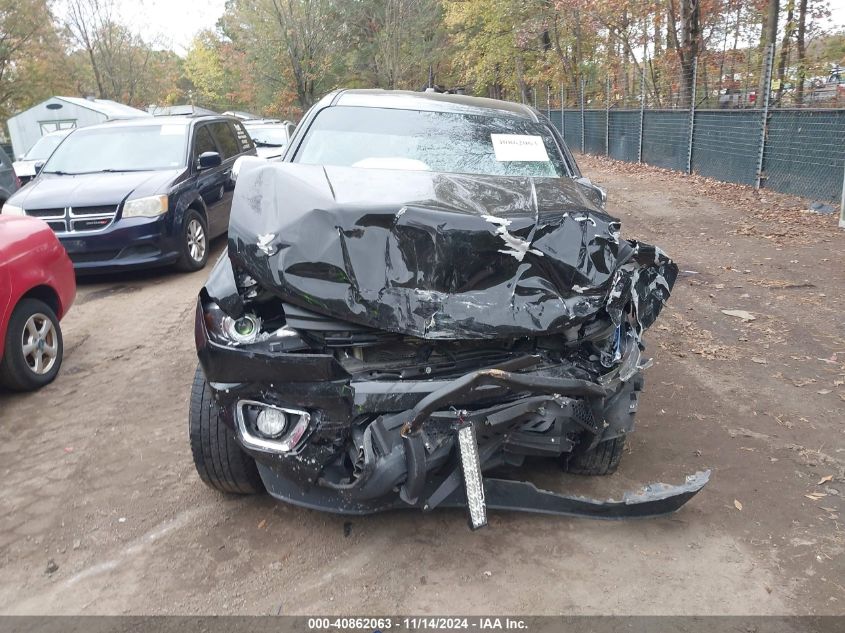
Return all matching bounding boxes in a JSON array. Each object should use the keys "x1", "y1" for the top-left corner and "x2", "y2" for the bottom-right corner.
[
  {"x1": 175, "y1": 209, "x2": 210, "y2": 272},
  {"x1": 563, "y1": 435, "x2": 627, "y2": 475},
  {"x1": 0, "y1": 298, "x2": 64, "y2": 392},
  {"x1": 189, "y1": 364, "x2": 264, "y2": 494}
]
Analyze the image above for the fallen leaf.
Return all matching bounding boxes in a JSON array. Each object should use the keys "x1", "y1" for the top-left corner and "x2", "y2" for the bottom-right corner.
[
  {"x1": 257, "y1": 519, "x2": 267, "y2": 529},
  {"x1": 734, "y1": 499, "x2": 743, "y2": 511},
  {"x1": 817, "y1": 389, "x2": 831, "y2": 395},
  {"x1": 817, "y1": 475, "x2": 833, "y2": 485},
  {"x1": 722, "y1": 309, "x2": 756, "y2": 322},
  {"x1": 751, "y1": 357, "x2": 767, "y2": 364},
  {"x1": 805, "y1": 493, "x2": 828, "y2": 501}
]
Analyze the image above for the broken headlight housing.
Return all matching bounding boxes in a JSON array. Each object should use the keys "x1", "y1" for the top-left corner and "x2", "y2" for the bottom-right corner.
[
  {"x1": 203, "y1": 301, "x2": 263, "y2": 345},
  {"x1": 204, "y1": 300, "x2": 308, "y2": 350}
]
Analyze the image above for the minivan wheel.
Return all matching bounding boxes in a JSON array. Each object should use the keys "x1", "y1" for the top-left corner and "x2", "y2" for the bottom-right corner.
[
  {"x1": 0, "y1": 298, "x2": 64, "y2": 392},
  {"x1": 189, "y1": 364, "x2": 264, "y2": 494},
  {"x1": 176, "y1": 210, "x2": 209, "y2": 271}
]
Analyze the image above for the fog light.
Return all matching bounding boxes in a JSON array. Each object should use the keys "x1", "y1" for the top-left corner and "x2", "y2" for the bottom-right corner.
[
  {"x1": 256, "y1": 408, "x2": 287, "y2": 438},
  {"x1": 236, "y1": 400, "x2": 312, "y2": 454}
]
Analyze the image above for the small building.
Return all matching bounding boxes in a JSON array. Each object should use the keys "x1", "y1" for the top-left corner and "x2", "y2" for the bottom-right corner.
[{"x1": 5, "y1": 96, "x2": 150, "y2": 159}]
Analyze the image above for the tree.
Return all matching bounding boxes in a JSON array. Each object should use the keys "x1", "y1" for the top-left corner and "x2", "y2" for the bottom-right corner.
[
  {"x1": 62, "y1": 0, "x2": 181, "y2": 106},
  {"x1": 0, "y1": 0, "x2": 70, "y2": 119},
  {"x1": 667, "y1": 0, "x2": 702, "y2": 107},
  {"x1": 184, "y1": 31, "x2": 257, "y2": 111},
  {"x1": 345, "y1": 0, "x2": 446, "y2": 90}
]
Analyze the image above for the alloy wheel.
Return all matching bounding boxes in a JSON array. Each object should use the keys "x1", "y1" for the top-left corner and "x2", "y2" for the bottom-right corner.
[
  {"x1": 21, "y1": 313, "x2": 58, "y2": 375},
  {"x1": 186, "y1": 218, "x2": 207, "y2": 263}
]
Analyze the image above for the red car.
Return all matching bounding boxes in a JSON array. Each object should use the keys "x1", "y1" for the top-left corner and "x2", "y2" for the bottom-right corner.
[{"x1": 0, "y1": 216, "x2": 75, "y2": 391}]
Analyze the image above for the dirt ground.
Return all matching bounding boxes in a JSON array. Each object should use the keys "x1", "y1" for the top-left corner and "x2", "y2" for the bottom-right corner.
[{"x1": 1, "y1": 156, "x2": 843, "y2": 616}]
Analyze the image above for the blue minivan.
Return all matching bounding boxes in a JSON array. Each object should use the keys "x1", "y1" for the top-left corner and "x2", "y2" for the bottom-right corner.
[{"x1": 1, "y1": 115, "x2": 256, "y2": 272}]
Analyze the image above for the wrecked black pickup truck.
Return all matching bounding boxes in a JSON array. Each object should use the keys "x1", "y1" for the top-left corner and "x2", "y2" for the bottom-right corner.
[{"x1": 189, "y1": 89, "x2": 708, "y2": 529}]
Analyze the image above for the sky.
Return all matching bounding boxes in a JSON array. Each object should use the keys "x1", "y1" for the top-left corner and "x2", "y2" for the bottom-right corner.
[
  {"x1": 95, "y1": 0, "x2": 845, "y2": 57},
  {"x1": 111, "y1": 0, "x2": 228, "y2": 54}
]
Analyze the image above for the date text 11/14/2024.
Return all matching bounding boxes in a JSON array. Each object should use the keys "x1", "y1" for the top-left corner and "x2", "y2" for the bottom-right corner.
[{"x1": 307, "y1": 617, "x2": 529, "y2": 631}]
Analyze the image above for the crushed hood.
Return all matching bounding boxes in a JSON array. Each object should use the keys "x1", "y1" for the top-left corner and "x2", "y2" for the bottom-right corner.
[{"x1": 227, "y1": 162, "x2": 677, "y2": 340}]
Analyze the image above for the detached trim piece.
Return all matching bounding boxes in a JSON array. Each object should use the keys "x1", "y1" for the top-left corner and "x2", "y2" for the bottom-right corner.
[
  {"x1": 257, "y1": 462, "x2": 711, "y2": 520},
  {"x1": 457, "y1": 471, "x2": 711, "y2": 519}
]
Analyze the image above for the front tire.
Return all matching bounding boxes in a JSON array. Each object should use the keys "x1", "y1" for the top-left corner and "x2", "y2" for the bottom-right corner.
[
  {"x1": 0, "y1": 298, "x2": 64, "y2": 392},
  {"x1": 175, "y1": 210, "x2": 209, "y2": 272},
  {"x1": 189, "y1": 364, "x2": 264, "y2": 494},
  {"x1": 563, "y1": 436, "x2": 627, "y2": 475}
]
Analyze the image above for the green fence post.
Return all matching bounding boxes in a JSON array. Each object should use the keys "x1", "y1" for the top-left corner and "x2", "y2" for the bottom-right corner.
[
  {"x1": 686, "y1": 57, "x2": 698, "y2": 174},
  {"x1": 606, "y1": 77, "x2": 611, "y2": 156},
  {"x1": 580, "y1": 79, "x2": 585, "y2": 153},
  {"x1": 638, "y1": 68, "x2": 645, "y2": 164},
  {"x1": 840, "y1": 160, "x2": 844, "y2": 229},
  {"x1": 756, "y1": 44, "x2": 775, "y2": 190},
  {"x1": 561, "y1": 85, "x2": 565, "y2": 140}
]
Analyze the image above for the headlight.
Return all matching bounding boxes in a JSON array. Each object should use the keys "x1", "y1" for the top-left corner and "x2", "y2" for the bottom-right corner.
[
  {"x1": 203, "y1": 301, "x2": 261, "y2": 345},
  {"x1": 223, "y1": 313, "x2": 262, "y2": 344},
  {"x1": 201, "y1": 299, "x2": 310, "y2": 351},
  {"x1": 2, "y1": 203, "x2": 24, "y2": 216},
  {"x1": 123, "y1": 195, "x2": 168, "y2": 218}
]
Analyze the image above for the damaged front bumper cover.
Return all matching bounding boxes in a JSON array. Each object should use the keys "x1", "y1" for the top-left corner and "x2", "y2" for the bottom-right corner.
[
  {"x1": 199, "y1": 315, "x2": 709, "y2": 527},
  {"x1": 257, "y1": 460, "x2": 711, "y2": 523}
]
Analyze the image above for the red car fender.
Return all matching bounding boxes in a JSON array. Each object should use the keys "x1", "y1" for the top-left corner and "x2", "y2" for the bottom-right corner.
[{"x1": 0, "y1": 217, "x2": 76, "y2": 361}]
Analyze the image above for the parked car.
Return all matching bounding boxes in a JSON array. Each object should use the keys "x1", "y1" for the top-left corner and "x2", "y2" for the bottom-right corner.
[
  {"x1": 242, "y1": 121, "x2": 296, "y2": 159},
  {"x1": 12, "y1": 129, "x2": 73, "y2": 186},
  {"x1": 718, "y1": 87, "x2": 756, "y2": 108},
  {"x1": 1, "y1": 115, "x2": 256, "y2": 273},
  {"x1": 0, "y1": 145, "x2": 19, "y2": 212},
  {"x1": 805, "y1": 66, "x2": 845, "y2": 104},
  {"x1": 189, "y1": 89, "x2": 708, "y2": 528},
  {"x1": 0, "y1": 216, "x2": 75, "y2": 391}
]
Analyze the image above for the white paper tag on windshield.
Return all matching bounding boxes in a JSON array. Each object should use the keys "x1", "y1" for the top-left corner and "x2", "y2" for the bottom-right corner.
[{"x1": 491, "y1": 134, "x2": 550, "y2": 162}]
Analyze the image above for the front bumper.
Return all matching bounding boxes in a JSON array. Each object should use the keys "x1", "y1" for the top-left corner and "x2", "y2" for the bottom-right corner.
[
  {"x1": 59, "y1": 216, "x2": 179, "y2": 272},
  {"x1": 196, "y1": 304, "x2": 709, "y2": 524}
]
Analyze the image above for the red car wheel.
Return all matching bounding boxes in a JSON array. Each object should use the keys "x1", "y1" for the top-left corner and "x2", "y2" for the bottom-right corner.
[{"x1": 0, "y1": 298, "x2": 64, "y2": 392}]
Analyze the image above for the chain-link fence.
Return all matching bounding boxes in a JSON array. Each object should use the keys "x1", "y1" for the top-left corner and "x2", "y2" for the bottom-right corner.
[{"x1": 535, "y1": 46, "x2": 845, "y2": 203}]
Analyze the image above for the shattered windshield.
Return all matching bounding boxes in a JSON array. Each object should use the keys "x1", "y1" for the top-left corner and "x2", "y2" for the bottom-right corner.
[{"x1": 295, "y1": 106, "x2": 568, "y2": 178}]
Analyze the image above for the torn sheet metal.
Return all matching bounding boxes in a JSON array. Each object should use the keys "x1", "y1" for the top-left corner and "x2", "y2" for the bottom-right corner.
[{"x1": 227, "y1": 162, "x2": 678, "y2": 340}]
